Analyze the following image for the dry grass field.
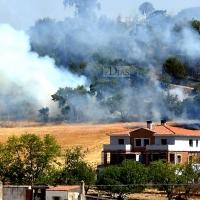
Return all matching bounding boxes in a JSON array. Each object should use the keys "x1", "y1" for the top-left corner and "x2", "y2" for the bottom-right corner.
[{"x1": 0, "y1": 121, "x2": 145, "y2": 165}]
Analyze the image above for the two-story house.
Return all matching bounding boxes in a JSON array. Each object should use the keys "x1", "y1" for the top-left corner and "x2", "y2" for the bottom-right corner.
[{"x1": 99, "y1": 120, "x2": 200, "y2": 170}]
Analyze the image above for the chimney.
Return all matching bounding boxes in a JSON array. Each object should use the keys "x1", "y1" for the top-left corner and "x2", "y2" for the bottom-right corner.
[
  {"x1": 147, "y1": 121, "x2": 152, "y2": 130},
  {"x1": 161, "y1": 120, "x2": 166, "y2": 126}
]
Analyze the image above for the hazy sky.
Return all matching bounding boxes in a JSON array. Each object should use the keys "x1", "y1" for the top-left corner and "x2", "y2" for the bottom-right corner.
[{"x1": 0, "y1": 0, "x2": 200, "y2": 30}]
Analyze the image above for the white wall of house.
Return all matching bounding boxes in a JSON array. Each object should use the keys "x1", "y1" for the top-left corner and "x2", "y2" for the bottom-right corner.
[
  {"x1": 155, "y1": 136, "x2": 175, "y2": 145},
  {"x1": 110, "y1": 136, "x2": 130, "y2": 145},
  {"x1": 150, "y1": 136, "x2": 200, "y2": 151},
  {"x1": 174, "y1": 136, "x2": 200, "y2": 151},
  {"x1": 46, "y1": 191, "x2": 79, "y2": 200}
]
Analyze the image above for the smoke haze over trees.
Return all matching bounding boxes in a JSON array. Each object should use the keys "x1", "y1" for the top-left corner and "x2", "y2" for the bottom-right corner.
[{"x1": 1, "y1": 1, "x2": 200, "y2": 122}]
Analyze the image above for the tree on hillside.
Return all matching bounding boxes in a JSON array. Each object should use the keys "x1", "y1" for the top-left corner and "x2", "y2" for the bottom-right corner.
[
  {"x1": 90, "y1": 78, "x2": 121, "y2": 101},
  {"x1": 97, "y1": 160, "x2": 148, "y2": 200},
  {"x1": 160, "y1": 73, "x2": 171, "y2": 89},
  {"x1": 69, "y1": 61, "x2": 87, "y2": 75},
  {"x1": 182, "y1": 97, "x2": 200, "y2": 119},
  {"x1": 56, "y1": 147, "x2": 96, "y2": 194},
  {"x1": 63, "y1": 0, "x2": 101, "y2": 18},
  {"x1": 106, "y1": 92, "x2": 127, "y2": 121},
  {"x1": 29, "y1": 18, "x2": 60, "y2": 65},
  {"x1": 38, "y1": 107, "x2": 49, "y2": 123},
  {"x1": 163, "y1": 56, "x2": 187, "y2": 83},
  {"x1": 139, "y1": 2, "x2": 155, "y2": 17},
  {"x1": 129, "y1": 66, "x2": 151, "y2": 87},
  {"x1": 193, "y1": 82, "x2": 200, "y2": 94},
  {"x1": 190, "y1": 20, "x2": 200, "y2": 34},
  {"x1": 162, "y1": 92, "x2": 183, "y2": 117},
  {"x1": 51, "y1": 85, "x2": 88, "y2": 121}
]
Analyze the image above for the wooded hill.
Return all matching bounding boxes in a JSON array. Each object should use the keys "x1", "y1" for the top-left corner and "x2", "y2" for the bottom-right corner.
[{"x1": 4, "y1": 1, "x2": 200, "y2": 123}]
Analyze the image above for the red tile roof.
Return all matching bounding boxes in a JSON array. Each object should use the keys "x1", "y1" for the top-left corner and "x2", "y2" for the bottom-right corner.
[
  {"x1": 107, "y1": 125, "x2": 200, "y2": 136},
  {"x1": 164, "y1": 125, "x2": 200, "y2": 135},
  {"x1": 47, "y1": 185, "x2": 80, "y2": 191}
]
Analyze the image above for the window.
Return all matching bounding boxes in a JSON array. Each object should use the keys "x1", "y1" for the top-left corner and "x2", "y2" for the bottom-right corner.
[
  {"x1": 117, "y1": 154, "x2": 124, "y2": 164},
  {"x1": 170, "y1": 153, "x2": 175, "y2": 164},
  {"x1": 196, "y1": 140, "x2": 198, "y2": 147},
  {"x1": 118, "y1": 139, "x2": 124, "y2": 145},
  {"x1": 188, "y1": 155, "x2": 193, "y2": 163},
  {"x1": 189, "y1": 139, "x2": 193, "y2": 147},
  {"x1": 144, "y1": 139, "x2": 150, "y2": 146},
  {"x1": 177, "y1": 155, "x2": 182, "y2": 163},
  {"x1": 135, "y1": 139, "x2": 141, "y2": 146},
  {"x1": 161, "y1": 139, "x2": 167, "y2": 145}
]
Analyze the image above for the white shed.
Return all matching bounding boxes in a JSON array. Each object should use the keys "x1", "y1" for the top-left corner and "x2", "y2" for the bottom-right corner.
[{"x1": 46, "y1": 185, "x2": 80, "y2": 200}]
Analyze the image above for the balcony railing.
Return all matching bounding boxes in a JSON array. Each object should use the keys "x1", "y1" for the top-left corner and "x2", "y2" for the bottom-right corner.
[
  {"x1": 103, "y1": 144, "x2": 132, "y2": 151},
  {"x1": 146, "y1": 144, "x2": 200, "y2": 151}
]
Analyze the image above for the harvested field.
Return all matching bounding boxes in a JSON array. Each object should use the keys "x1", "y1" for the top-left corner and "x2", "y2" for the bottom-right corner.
[{"x1": 0, "y1": 121, "x2": 145, "y2": 165}]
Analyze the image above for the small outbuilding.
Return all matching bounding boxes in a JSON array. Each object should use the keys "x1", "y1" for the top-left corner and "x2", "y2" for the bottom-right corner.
[{"x1": 46, "y1": 185, "x2": 81, "y2": 200}]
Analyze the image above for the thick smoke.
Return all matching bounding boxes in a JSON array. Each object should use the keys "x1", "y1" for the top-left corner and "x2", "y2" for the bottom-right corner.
[
  {"x1": 1, "y1": 1, "x2": 200, "y2": 122},
  {"x1": 0, "y1": 24, "x2": 86, "y2": 120}
]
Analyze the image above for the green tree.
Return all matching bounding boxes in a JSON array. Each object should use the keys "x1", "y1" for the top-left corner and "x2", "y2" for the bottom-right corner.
[
  {"x1": 163, "y1": 56, "x2": 187, "y2": 83},
  {"x1": 90, "y1": 78, "x2": 120, "y2": 101},
  {"x1": 162, "y1": 91, "x2": 183, "y2": 117},
  {"x1": 193, "y1": 82, "x2": 200, "y2": 94},
  {"x1": 69, "y1": 61, "x2": 87, "y2": 75},
  {"x1": 129, "y1": 66, "x2": 151, "y2": 87},
  {"x1": 97, "y1": 160, "x2": 147, "y2": 200},
  {"x1": 160, "y1": 74, "x2": 171, "y2": 89},
  {"x1": 2, "y1": 134, "x2": 61, "y2": 185},
  {"x1": 57, "y1": 147, "x2": 96, "y2": 194},
  {"x1": 51, "y1": 86, "x2": 88, "y2": 121},
  {"x1": 0, "y1": 143, "x2": 14, "y2": 184},
  {"x1": 106, "y1": 93, "x2": 127, "y2": 121},
  {"x1": 178, "y1": 162, "x2": 198, "y2": 200},
  {"x1": 38, "y1": 107, "x2": 49, "y2": 123},
  {"x1": 148, "y1": 160, "x2": 180, "y2": 200},
  {"x1": 190, "y1": 20, "x2": 200, "y2": 34}
]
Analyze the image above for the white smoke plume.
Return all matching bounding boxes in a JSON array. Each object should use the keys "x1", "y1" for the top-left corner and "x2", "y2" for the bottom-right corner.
[{"x1": 0, "y1": 24, "x2": 86, "y2": 118}]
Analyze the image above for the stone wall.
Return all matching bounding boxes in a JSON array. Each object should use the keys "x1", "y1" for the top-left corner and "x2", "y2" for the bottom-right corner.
[{"x1": 3, "y1": 186, "x2": 29, "y2": 200}]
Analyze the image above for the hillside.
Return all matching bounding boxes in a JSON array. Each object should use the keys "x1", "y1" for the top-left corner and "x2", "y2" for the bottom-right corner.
[{"x1": 0, "y1": 121, "x2": 144, "y2": 165}]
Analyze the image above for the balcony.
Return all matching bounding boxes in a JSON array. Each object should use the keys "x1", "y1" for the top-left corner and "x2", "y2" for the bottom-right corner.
[
  {"x1": 146, "y1": 144, "x2": 200, "y2": 151},
  {"x1": 146, "y1": 144, "x2": 169, "y2": 151},
  {"x1": 103, "y1": 144, "x2": 132, "y2": 151},
  {"x1": 146, "y1": 144, "x2": 176, "y2": 151}
]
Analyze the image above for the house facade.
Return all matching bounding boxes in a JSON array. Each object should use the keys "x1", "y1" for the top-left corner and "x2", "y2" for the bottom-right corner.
[{"x1": 100, "y1": 120, "x2": 200, "y2": 169}]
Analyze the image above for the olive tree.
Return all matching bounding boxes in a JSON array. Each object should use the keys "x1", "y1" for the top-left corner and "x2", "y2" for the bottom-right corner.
[{"x1": 97, "y1": 160, "x2": 148, "y2": 200}]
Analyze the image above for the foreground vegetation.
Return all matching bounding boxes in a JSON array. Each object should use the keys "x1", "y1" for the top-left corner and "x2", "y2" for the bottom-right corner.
[
  {"x1": 0, "y1": 131, "x2": 199, "y2": 200},
  {"x1": 0, "y1": 133, "x2": 96, "y2": 193},
  {"x1": 97, "y1": 159, "x2": 198, "y2": 200}
]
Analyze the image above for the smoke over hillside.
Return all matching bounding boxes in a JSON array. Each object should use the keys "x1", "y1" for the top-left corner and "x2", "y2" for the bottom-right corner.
[
  {"x1": 1, "y1": 1, "x2": 200, "y2": 122},
  {"x1": 0, "y1": 24, "x2": 86, "y2": 120}
]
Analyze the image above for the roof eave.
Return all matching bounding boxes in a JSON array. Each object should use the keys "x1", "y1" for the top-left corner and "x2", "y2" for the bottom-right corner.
[
  {"x1": 107, "y1": 134, "x2": 130, "y2": 136},
  {"x1": 155, "y1": 134, "x2": 200, "y2": 137}
]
